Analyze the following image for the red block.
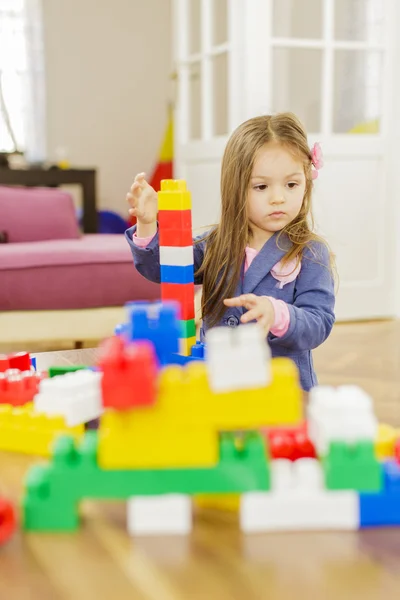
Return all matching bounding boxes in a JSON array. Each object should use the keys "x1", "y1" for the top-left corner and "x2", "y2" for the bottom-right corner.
[
  {"x1": 0, "y1": 370, "x2": 43, "y2": 406},
  {"x1": 159, "y1": 228, "x2": 193, "y2": 247},
  {"x1": 267, "y1": 424, "x2": 316, "y2": 461},
  {"x1": 99, "y1": 336, "x2": 158, "y2": 410},
  {"x1": 8, "y1": 352, "x2": 31, "y2": 372},
  {"x1": 161, "y1": 283, "x2": 195, "y2": 320},
  {"x1": 158, "y1": 210, "x2": 192, "y2": 231},
  {"x1": 0, "y1": 355, "x2": 9, "y2": 373},
  {"x1": 0, "y1": 498, "x2": 16, "y2": 545},
  {"x1": 395, "y1": 438, "x2": 400, "y2": 464}
]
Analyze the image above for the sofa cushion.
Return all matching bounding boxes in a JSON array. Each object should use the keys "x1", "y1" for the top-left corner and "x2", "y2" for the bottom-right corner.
[
  {"x1": 0, "y1": 234, "x2": 160, "y2": 310},
  {"x1": 0, "y1": 186, "x2": 80, "y2": 242}
]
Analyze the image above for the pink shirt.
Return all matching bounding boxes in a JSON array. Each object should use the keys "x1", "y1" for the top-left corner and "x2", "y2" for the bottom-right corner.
[{"x1": 132, "y1": 233, "x2": 291, "y2": 337}]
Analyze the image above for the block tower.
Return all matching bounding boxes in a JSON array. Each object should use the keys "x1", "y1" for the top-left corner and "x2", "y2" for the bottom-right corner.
[{"x1": 158, "y1": 180, "x2": 196, "y2": 356}]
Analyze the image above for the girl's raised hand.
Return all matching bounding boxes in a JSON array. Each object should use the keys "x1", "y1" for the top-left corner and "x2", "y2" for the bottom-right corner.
[
  {"x1": 126, "y1": 173, "x2": 158, "y2": 225},
  {"x1": 223, "y1": 294, "x2": 275, "y2": 335}
]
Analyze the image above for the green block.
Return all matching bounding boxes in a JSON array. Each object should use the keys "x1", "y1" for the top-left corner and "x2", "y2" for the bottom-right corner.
[
  {"x1": 49, "y1": 365, "x2": 89, "y2": 377},
  {"x1": 23, "y1": 431, "x2": 270, "y2": 531},
  {"x1": 180, "y1": 319, "x2": 196, "y2": 338},
  {"x1": 323, "y1": 440, "x2": 383, "y2": 492}
]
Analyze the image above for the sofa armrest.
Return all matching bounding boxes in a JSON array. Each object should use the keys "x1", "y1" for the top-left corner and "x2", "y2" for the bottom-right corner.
[{"x1": 0, "y1": 185, "x2": 81, "y2": 242}]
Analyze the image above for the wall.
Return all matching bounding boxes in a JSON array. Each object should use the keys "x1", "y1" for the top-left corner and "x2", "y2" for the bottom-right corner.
[{"x1": 42, "y1": 0, "x2": 172, "y2": 215}]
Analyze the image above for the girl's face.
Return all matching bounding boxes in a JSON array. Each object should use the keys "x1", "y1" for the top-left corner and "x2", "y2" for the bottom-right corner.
[{"x1": 247, "y1": 142, "x2": 307, "y2": 243}]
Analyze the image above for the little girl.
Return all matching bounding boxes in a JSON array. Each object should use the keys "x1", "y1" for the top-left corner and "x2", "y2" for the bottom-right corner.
[{"x1": 125, "y1": 112, "x2": 335, "y2": 391}]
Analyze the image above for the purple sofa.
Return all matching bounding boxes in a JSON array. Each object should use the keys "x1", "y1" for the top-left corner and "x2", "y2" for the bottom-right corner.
[{"x1": 0, "y1": 185, "x2": 160, "y2": 346}]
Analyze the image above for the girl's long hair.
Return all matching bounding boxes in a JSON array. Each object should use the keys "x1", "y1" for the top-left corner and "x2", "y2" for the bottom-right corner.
[{"x1": 196, "y1": 112, "x2": 334, "y2": 327}]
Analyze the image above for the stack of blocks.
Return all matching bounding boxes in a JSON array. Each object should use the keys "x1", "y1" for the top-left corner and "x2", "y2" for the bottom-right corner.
[{"x1": 158, "y1": 180, "x2": 196, "y2": 356}]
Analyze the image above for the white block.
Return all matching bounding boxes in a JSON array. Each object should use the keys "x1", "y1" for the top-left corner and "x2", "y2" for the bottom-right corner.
[
  {"x1": 34, "y1": 370, "x2": 103, "y2": 426},
  {"x1": 127, "y1": 495, "x2": 192, "y2": 536},
  {"x1": 159, "y1": 246, "x2": 194, "y2": 266},
  {"x1": 240, "y1": 458, "x2": 359, "y2": 532},
  {"x1": 205, "y1": 324, "x2": 271, "y2": 392}
]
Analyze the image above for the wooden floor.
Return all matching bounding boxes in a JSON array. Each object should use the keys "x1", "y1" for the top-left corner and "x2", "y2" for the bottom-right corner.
[{"x1": 1, "y1": 321, "x2": 400, "y2": 600}]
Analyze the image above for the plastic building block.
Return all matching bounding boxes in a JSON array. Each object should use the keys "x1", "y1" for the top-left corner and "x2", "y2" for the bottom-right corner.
[
  {"x1": 0, "y1": 403, "x2": 84, "y2": 457},
  {"x1": 127, "y1": 301, "x2": 181, "y2": 364},
  {"x1": 0, "y1": 497, "x2": 17, "y2": 544},
  {"x1": 48, "y1": 365, "x2": 89, "y2": 378},
  {"x1": 267, "y1": 425, "x2": 316, "y2": 461},
  {"x1": 161, "y1": 283, "x2": 195, "y2": 320},
  {"x1": 359, "y1": 460, "x2": 400, "y2": 527},
  {"x1": 30, "y1": 357, "x2": 37, "y2": 371},
  {"x1": 157, "y1": 179, "x2": 192, "y2": 211},
  {"x1": 127, "y1": 494, "x2": 192, "y2": 536},
  {"x1": 194, "y1": 494, "x2": 240, "y2": 512},
  {"x1": 206, "y1": 325, "x2": 271, "y2": 392},
  {"x1": 34, "y1": 370, "x2": 103, "y2": 426},
  {"x1": 180, "y1": 319, "x2": 196, "y2": 339},
  {"x1": 8, "y1": 352, "x2": 31, "y2": 372},
  {"x1": 158, "y1": 209, "x2": 192, "y2": 231},
  {"x1": 159, "y1": 228, "x2": 193, "y2": 247},
  {"x1": 0, "y1": 369, "x2": 43, "y2": 406},
  {"x1": 0, "y1": 355, "x2": 9, "y2": 372},
  {"x1": 98, "y1": 336, "x2": 157, "y2": 410},
  {"x1": 191, "y1": 341, "x2": 206, "y2": 359},
  {"x1": 160, "y1": 264, "x2": 194, "y2": 284},
  {"x1": 23, "y1": 431, "x2": 270, "y2": 531},
  {"x1": 308, "y1": 385, "x2": 378, "y2": 455},
  {"x1": 375, "y1": 423, "x2": 398, "y2": 460},
  {"x1": 395, "y1": 438, "x2": 400, "y2": 464},
  {"x1": 240, "y1": 458, "x2": 359, "y2": 532},
  {"x1": 179, "y1": 336, "x2": 197, "y2": 357},
  {"x1": 160, "y1": 246, "x2": 194, "y2": 266},
  {"x1": 323, "y1": 440, "x2": 382, "y2": 492}
]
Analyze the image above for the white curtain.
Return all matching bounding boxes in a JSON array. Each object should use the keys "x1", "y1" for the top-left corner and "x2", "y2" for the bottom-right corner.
[{"x1": 0, "y1": 0, "x2": 46, "y2": 161}]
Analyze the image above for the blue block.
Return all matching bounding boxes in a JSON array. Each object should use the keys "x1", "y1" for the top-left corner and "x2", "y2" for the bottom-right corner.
[
  {"x1": 160, "y1": 265, "x2": 194, "y2": 284},
  {"x1": 114, "y1": 323, "x2": 129, "y2": 337},
  {"x1": 191, "y1": 341, "x2": 206, "y2": 359},
  {"x1": 359, "y1": 461, "x2": 400, "y2": 527},
  {"x1": 30, "y1": 356, "x2": 37, "y2": 371},
  {"x1": 169, "y1": 353, "x2": 202, "y2": 365},
  {"x1": 126, "y1": 301, "x2": 181, "y2": 366}
]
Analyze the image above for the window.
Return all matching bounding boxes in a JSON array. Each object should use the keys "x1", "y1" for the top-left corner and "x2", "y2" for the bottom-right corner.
[{"x1": 0, "y1": 0, "x2": 45, "y2": 158}]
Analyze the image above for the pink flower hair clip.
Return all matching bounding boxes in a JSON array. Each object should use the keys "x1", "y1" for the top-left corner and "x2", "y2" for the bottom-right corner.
[{"x1": 310, "y1": 142, "x2": 324, "y2": 180}]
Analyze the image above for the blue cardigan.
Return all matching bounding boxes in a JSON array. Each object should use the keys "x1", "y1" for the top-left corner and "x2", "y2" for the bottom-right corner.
[{"x1": 125, "y1": 226, "x2": 335, "y2": 391}]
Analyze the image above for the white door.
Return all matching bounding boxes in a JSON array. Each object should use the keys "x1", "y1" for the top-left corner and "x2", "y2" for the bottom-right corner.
[{"x1": 173, "y1": 0, "x2": 396, "y2": 321}]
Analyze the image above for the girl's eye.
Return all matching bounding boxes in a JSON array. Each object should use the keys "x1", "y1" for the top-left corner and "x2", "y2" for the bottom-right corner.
[
  {"x1": 254, "y1": 184, "x2": 267, "y2": 191},
  {"x1": 287, "y1": 182, "x2": 299, "y2": 189}
]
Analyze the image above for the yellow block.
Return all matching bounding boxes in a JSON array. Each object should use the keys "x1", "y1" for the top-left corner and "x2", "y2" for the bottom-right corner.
[
  {"x1": 158, "y1": 179, "x2": 192, "y2": 211},
  {"x1": 375, "y1": 423, "x2": 398, "y2": 460},
  {"x1": 179, "y1": 336, "x2": 197, "y2": 356},
  {"x1": 0, "y1": 404, "x2": 84, "y2": 457},
  {"x1": 194, "y1": 494, "x2": 240, "y2": 512}
]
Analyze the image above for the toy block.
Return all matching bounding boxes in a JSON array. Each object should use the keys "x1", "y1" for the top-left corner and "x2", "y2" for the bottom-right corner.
[
  {"x1": 206, "y1": 324, "x2": 271, "y2": 392},
  {"x1": 0, "y1": 404, "x2": 84, "y2": 457},
  {"x1": 161, "y1": 283, "x2": 195, "y2": 320},
  {"x1": 158, "y1": 209, "x2": 192, "y2": 231},
  {"x1": 127, "y1": 494, "x2": 192, "y2": 536},
  {"x1": 267, "y1": 425, "x2": 316, "y2": 461},
  {"x1": 34, "y1": 370, "x2": 103, "y2": 426},
  {"x1": 157, "y1": 179, "x2": 192, "y2": 211},
  {"x1": 127, "y1": 301, "x2": 181, "y2": 364},
  {"x1": 0, "y1": 497, "x2": 17, "y2": 545},
  {"x1": 179, "y1": 336, "x2": 197, "y2": 357},
  {"x1": 23, "y1": 431, "x2": 270, "y2": 531},
  {"x1": 375, "y1": 423, "x2": 398, "y2": 460},
  {"x1": 0, "y1": 355, "x2": 9, "y2": 372},
  {"x1": 194, "y1": 494, "x2": 240, "y2": 512},
  {"x1": 98, "y1": 336, "x2": 157, "y2": 410},
  {"x1": 191, "y1": 341, "x2": 206, "y2": 359},
  {"x1": 159, "y1": 228, "x2": 193, "y2": 247},
  {"x1": 240, "y1": 458, "x2": 359, "y2": 532},
  {"x1": 8, "y1": 352, "x2": 31, "y2": 372},
  {"x1": 395, "y1": 438, "x2": 400, "y2": 464},
  {"x1": 180, "y1": 319, "x2": 196, "y2": 339},
  {"x1": 160, "y1": 264, "x2": 194, "y2": 284},
  {"x1": 160, "y1": 245, "x2": 194, "y2": 266},
  {"x1": 307, "y1": 385, "x2": 378, "y2": 456},
  {"x1": 359, "y1": 461, "x2": 400, "y2": 527},
  {"x1": 0, "y1": 369, "x2": 44, "y2": 406},
  {"x1": 48, "y1": 365, "x2": 89, "y2": 378},
  {"x1": 323, "y1": 440, "x2": 383, "y2": 492}
]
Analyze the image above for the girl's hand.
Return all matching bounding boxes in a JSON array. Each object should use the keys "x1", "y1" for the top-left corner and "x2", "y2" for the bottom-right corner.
[
  {"x1": 126, "y1": 173, "x2": 158, "y2": 233},
  {"x1": 223, "y1": 294, "x2": 275, "y2": 335}
]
